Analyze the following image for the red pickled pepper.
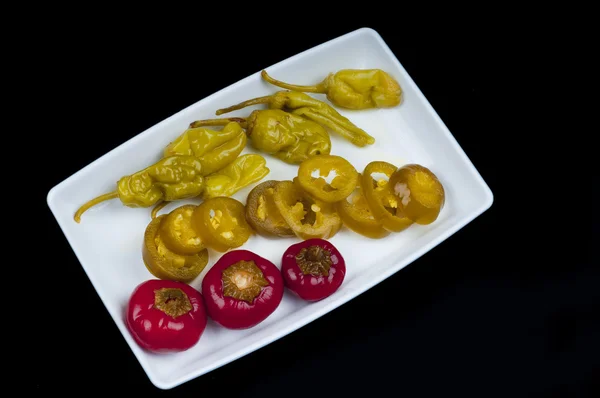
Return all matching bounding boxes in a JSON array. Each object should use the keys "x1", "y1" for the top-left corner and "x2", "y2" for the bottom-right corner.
[
  {"x1": 281, "y1": 238, "x2": 346, "y2": 302},
  {"x1": 202, "y1": 250, "x2": 284, "y2": 329},
  {"x1": 126, "y1": 279, "x2": 208, "y2": 353}
]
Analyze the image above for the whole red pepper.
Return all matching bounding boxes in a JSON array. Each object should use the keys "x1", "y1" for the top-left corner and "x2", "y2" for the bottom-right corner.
[
  {"x1": 126, "y1": 279, "x2": 208, "y2": 353},
  {"x1": 281, "y1": 238, "x2": 346, "y2": 302},
  {"x1": 202, "y1": 250, "x2": 284, "y2": 329}
]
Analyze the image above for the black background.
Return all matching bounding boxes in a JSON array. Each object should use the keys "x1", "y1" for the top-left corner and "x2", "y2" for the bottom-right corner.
[{"x1": 34, "y1": 17, "x2": 596, "y2": 397}]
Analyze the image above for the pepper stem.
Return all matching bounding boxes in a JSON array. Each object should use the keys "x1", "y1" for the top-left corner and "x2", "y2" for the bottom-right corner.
[
  {"x1": 215, "y1": 95, "x2": 274, "y2": 116},
  {"x1": 293, "y1": 107, "x2": 375, "y2": 147},
  {"x1": 151, "y1": 201, "x2": 169, "y2": 219},
  {"x1": 261, "y1": 70, "x2": 326, "y2": 94},
  {"x1": 295, "y1": 245, "x2": 332, "y2": 276},
  {"x1": 74, "y1": 191, "x2": 119, "y2": 223},
  {"x1": 189, "y1": 118, "x2": 248, "y2": 129},
  {"x1": 154, "y1": 287, "x2": 193, "y2": 318},
  {"x1": 222, "y1": 260, "x2": 269, "y2": 303}
]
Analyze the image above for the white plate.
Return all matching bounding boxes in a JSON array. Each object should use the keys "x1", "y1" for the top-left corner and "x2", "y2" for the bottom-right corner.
[{"x1": 47, "y1": 27, "x2": 493, "y2": 389}]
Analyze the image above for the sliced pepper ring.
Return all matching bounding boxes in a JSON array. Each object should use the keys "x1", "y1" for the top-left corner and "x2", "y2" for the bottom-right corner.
[
  {"x1": 142, "y1": 215, "x2": 209, "y2": 282},
  {"x1": 389, "y1": 164, "x2": 445, "y2": 225},
  {"x1": 335, "y1": 175, "x2": 391, "y2": 239},
  {"x1": 191, "y1": 197, "x2": 252, "y2": 252},
  {"x1": 159, "y1": 204, "x2": 206, "y2": 255},
  {"x1": 297, "y1": 155, "x2": 358, "y2": 203},
  {"x1": 245, "y1": 180, "x2": 294, "y2": 237},
  {"x1": 273, "y1": 180, "x2": 342, "y2": 240},
  {"x1": 360, "y1": 161, "x2": 414, "y2": 233}
]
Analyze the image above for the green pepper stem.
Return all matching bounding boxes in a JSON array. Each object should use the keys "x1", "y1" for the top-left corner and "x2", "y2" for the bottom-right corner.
[
  {"x1": 74, "y1": 191, "x2": 119, "y2": 223},
  {"x1": 151, "y1": 201, "x2": 169, "y2": 219},
  {"x1": 261, "y1": 70, "x2": 326, "y2": 94},
  {"x1": 293, "y1": 108, "x2": 375, "y2": 147},
  {"x1": 189, "y1": 118, "x2": 247, "y2": 129},
  {"x1": 216, "y1": 95, "x2": 274, "y2": 115}
]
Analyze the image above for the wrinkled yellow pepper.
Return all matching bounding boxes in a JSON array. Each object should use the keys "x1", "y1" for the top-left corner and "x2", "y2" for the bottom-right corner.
[
  {"x1": 164, "y1": 121, "x2": 246, "y2": 175},
  {"x1": 74, "y1": 155, "x2": 205, "y2": 223},
  {"x1": 215, "y1": 90, "x2": 375, "y2": 148},
  {"x1": 202, "y1": 154, "x2": 270, "y2": 199},
  {"x1": 261, "y1": 69, "x2": 402, "y2": 110},
  {"x1": 189, "y1": 108, "x2": 331, "y2": 165}
]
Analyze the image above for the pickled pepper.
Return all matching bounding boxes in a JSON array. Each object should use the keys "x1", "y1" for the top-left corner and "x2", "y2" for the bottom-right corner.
[
  {"x1": 191, "y1": 197, "x2": 253, "y2": 252},
  {"x1": 202, "y1": 154, "x2": 270, "y2": 199},
  {"x1": 74, "y1": 155, "x2": 205, "y2": 223},
  {"x1": 360, "y1": 161, "x2": 413, "y2": 233},
  {"x1": 245, "y1": 180, "x2": 294, "y2": 237},
  {"x1": 159, "y1": 204, "x2": 206, "y2": 255},
  {"x1": 296, "y1": 155, "x2": 359, "y2": 203},
  {"x1": 164, "y1": 121, "x2": 247, "y2": 175},
  {"x1": 388, "y1": 164, "x2": 445, "y2": 225},
  {"x1": 273, "y1": 180, "x2": 342, "y2": 240},
  {"x1": 335, "y1": 177, "x2": 390, "y2": 239},
  {"x1": 215, "y1": 90, "x2": 375, "y2": 147},
  {"x1": 189, "y1": 108, "x2": 331, "y2": 165},
  {"x1": 261, "y1": 69, "x2": 402, "y2": 110},
  {"x1": 142, "y1": 215, "x2": 209, "y2": 282}
]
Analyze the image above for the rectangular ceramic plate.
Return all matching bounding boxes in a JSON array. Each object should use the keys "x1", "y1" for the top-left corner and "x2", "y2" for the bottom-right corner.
[{"x1": 47, "y1": 28, "x2": 493, "y2": 389}]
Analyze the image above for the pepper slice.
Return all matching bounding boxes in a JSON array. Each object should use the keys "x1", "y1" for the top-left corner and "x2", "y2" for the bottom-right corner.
[
  {"x1": 191, "y1": 197, "x2": 252, "y2": 252},
  {"x1": 273, "y1": 180, "x2": 342, "y2": 240},
  {"x1": 142, "y1": 215, "x2": 209, "y2": 282},
  {"x1": 296, "y1": 155, "x2": 358, "y2": 203},
  {"x1": 389, "y1": 164, "x2": 445, "y2": 225},
  {"x1": 360, "y1": 161, "x2": 414, "y2": 233},
  {"x1": 245, "y1": 180, "x2": 294, "y2": 237},
  {"x1": 335, "y1": 176, "x2": 391, "y2": 239},
  {"x1": 159, "y1": 204, "x2": 206, "y2": 255}
]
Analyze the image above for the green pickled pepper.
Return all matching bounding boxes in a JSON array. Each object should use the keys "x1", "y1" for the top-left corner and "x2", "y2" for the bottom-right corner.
[
  {"x1": 189, "y1": 108, "x2": 332, "y2": 165},
  {"x1": 260, "y1": 69, "x2": 403, "y2": 110},
  {"x1": 74, "y1": 155, "x2": 205, "y2": 223},
  {"x1": 202, "y1": 154, "x2": 270, "y2": 199},
  {"x1": 164, "y1": 121, "x2": 247, "y2": 175},
  {"x1": 215, "y1": 90, "x2": 375, "y2": 147}
]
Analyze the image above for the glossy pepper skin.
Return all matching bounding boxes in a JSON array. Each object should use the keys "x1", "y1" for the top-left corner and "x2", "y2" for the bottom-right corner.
[
  {"x1": 164, "y1": 121, "x2": 247, "y2": 176},
  {"x1": 360, "y1": 161, "x2": 414, "y2": 233},
  {"x1": 74, "y1": 155, "x2": 204, "y2": 223},
  {"x1": 273, "y1": 180, "x2": 342, "y2": 240},
  {"x1": 189, "y1": 109, "x2": 331, "y2": 165},
  {"x1": 215, "y1": 90, "x2": 375, "y2": 147},
  {"x1": 202, "y1": 250, "x2": 284, "y2": 329},
  {"x1": 335, "y1": 176, "x2": 391, "y2": 239},
  {"x1": 126, "y1": 279, "x2": 208, "y2": 353},
  {"x1": 202, "y1": 154, "x2": 270, "y2": 199},
  {"x1": 296, "y1": 154, "x2": 359, "y2": 203},
  {"x1": 245, "y1": 180, "x2": 294, "y2": 237},
  {"x1": 261, "y1": 69, "x2": 402, "y2": 110},
  {"x1": 142, "y1": 215, "x2": 209, "y2": 282},
  {"x1": 158, "y1": 204, "x2": 205, "y2": 255},
  {"x1": 191, "y1": 197, "x2": 253, "y2": 252},
  {"x1": 148, "y1": 154, "x2": 269, "y2": 217},
  {"x1": 389, "y1": 164, "x2": 445, "y2": 225},
  {"x1": 281, "y1": 238, "x2": 346, "y2": 302}
]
